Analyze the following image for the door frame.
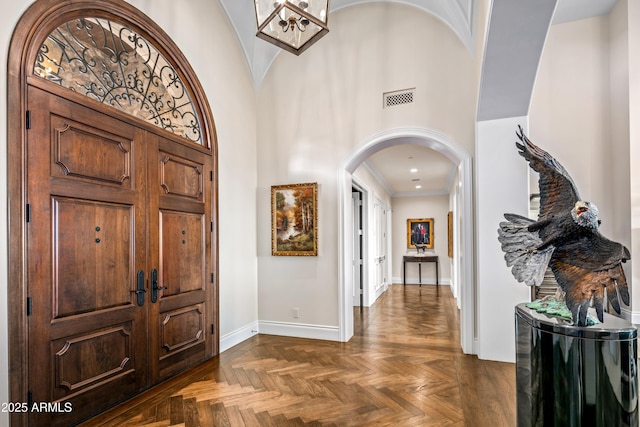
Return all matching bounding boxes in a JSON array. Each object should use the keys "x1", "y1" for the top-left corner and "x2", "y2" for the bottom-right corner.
[
  {"x1": 7, "y1": 1, "x2": 219, "y2": 425},
  {"x1": 351, "y1": 182, "x2": 367, "y2": 308},
  {"x1": 338, "y1": 128, "x2": 474, "y2": 354}
]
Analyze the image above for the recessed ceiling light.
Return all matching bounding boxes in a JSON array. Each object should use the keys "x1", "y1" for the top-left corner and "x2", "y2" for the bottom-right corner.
[
  {"x1": 415, "y1": 185, "x2": 422, "y2": 189},
  {"x1": 410, "y1": 168, "x2": 418, "y2": 173}
]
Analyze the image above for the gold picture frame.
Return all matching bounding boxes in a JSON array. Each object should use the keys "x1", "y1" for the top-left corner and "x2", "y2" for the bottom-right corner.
[
  {"x1": 271, "y1": 182, "x2": 318, "y2": 256},
  {"x1": 406, "y1": 218, "x2": 434, "y2": 249}
]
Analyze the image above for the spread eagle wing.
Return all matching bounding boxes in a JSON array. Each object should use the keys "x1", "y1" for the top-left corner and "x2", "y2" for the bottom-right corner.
[
  {"x1": 515, "y1": 126, "x2": 580, "y2": 222},
  {"x1": 498, "y1": 213, "x2": 554, "y2": 287},
  {"x1": 551, "y1": 233, "x2": 630, "y2": 325}
]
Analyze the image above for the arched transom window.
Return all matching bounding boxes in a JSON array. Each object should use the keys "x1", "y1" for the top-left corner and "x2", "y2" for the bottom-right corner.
[{"x1": 34, "y1": 17, "x2": 203, "y2": 145}]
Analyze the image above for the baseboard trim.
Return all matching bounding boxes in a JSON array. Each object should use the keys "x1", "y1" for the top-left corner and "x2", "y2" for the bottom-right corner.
[
  {"x1": 259, "y1": 320, "x2": 341, "y2": 341},
  {"x1": 370, "y1": 283, "x2": 387, "y2": 305},
  {"x1": 391, "y1": 277, "x2": 451, "y2": 286},
  {"x1": 620, "y1": 307, "x2": 640, "y2": 325},
  {"x1": 220, "y1": 321, "x2": 259, "y2": 353}
]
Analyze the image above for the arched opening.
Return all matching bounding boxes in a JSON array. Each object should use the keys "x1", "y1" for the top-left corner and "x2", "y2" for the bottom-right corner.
[{"x1": 338, "y1": 128, "x2": 474, "y2": 354}]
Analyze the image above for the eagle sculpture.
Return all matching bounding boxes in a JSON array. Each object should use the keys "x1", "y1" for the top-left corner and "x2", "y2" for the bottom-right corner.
[{"x1": 498, "y1": 126, "x2": 630, "y2": 326}]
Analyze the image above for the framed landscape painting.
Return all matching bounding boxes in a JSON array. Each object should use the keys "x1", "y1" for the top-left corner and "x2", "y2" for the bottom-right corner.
[
  {"x1": 271, "y1": 182, "x2": 318, "y2": 256},
  {"x1": 406, "y1": 218, "x2": 434, "y2": 249}
]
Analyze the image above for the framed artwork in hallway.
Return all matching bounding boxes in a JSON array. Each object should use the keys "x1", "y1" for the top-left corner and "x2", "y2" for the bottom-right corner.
[
  {"x1": 407, "y1": 218, "x2": 434, "y2": 249},
  {"x1": 271, "y1": 182, "x2": 318, "y2": 256}
]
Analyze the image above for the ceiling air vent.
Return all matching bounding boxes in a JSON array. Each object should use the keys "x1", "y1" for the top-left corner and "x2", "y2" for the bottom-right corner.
[{"x1": 383, "y1": 88, "x2": 415, "y2": 108}]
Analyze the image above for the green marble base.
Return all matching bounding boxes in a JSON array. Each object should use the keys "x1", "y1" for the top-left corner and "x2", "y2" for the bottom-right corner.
[{"x1": 526, "y1": 296, "x2": 599, "y2": 326}]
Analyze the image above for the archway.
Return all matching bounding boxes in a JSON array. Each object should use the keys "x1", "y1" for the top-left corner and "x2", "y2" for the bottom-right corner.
[{"x1": 338, "y1": 128, "x2": 475, "y2": 354}]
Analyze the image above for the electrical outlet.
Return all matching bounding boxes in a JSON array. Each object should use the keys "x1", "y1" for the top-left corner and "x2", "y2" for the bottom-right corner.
[{"x1": 292, "y1": 307, "x2": 300, "y2": 319}]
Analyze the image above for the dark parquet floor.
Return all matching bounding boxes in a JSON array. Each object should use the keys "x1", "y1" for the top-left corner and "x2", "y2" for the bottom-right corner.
[{"x1": 81, "y1": 284, "x2": 516, "y2": 426}]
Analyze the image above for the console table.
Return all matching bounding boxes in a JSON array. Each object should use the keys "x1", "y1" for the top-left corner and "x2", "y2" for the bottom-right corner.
[{"x1": 403, "y1": 255, "x2": 439, "y2": 295}]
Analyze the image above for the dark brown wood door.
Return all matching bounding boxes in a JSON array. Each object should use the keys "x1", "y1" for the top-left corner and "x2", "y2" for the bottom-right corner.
[
  {"x1": 147, "y1": 132, "x2": 213, "y2": 382},
  {"x1": 26, "y1": 85, "x2": 213, "y2": 426}
]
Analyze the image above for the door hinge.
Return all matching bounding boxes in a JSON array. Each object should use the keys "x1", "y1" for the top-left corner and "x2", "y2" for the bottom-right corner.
[
  {"x1": 210, "y1": 171, "x2": 213, "y2": 181},
  {"x1": 26, "y1": 110, "x2": 31, "y2": 130},
  {"x1": 211, "y1": 273, "x2": 214, "y2": 283},
  {"x1": 211, "y1": 324, "x2": 215, "y2": 335},
  {"x1": 26, "y1": 204, "x2": 31, "y2": 223},
  {"x1": 27, "y1": 390, "x2": 33, "y2": 407},
  {"x1": 211, "y1": 221, "x2": 213, "y2": 232},
  {"x1": 27, "y1": 297, "x2": 32, "y2": 316}
]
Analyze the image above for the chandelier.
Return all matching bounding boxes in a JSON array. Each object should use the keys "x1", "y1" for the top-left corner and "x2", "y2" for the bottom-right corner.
[{"x1": 254, "y1": 0, "x2": 329, "y2": 55}]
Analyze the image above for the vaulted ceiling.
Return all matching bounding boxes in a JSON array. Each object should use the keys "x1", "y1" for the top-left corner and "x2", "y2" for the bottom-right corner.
[
  {"x1": 219, "y1": 0, "x2": 618, "y2": 196},
  {"x1": 220, "y1": 0, "x2": 476, "y2": 87}
]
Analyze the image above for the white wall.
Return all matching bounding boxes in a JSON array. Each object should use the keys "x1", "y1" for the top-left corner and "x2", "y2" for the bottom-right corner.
[
  {"x1": 610, "y1": 0, "x2": 640, "y2": 323},
  {"x1": 623, "y1": 0, "x2": 640, "y2": 323},
  {"x1": 256, "y1": 2, "x2": 477, "y2": 340},
  {"x1": 392, "y1": 195, "x2": 451, "y2": 286},
  {"x1": 609, "y1": 0, "x2": 633, "y2": 321},
  {"x1": 530, "y1": 9, "x2": 640, "y2": 322},
  {"x1": 476, "y1": 117, "x2": 531, "y2": 363},
  {"x1": 530, "y1": 15, "x2": 617, "y2": 238}
]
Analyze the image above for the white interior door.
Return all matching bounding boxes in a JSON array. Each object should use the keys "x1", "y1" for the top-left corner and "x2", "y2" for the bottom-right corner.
[{"x1": 373, "y1": 197, "x2": 387, "y2": 293}]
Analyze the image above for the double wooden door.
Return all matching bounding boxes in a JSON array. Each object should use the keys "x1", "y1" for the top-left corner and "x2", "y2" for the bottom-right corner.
[{"x1": 26, "y1": 85, "x2": 215, "y2": 426}]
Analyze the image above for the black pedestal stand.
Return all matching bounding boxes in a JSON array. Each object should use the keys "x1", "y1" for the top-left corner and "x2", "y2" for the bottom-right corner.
[{"x1": 515, "y1": 304, "x2": 638, "y2": 426}]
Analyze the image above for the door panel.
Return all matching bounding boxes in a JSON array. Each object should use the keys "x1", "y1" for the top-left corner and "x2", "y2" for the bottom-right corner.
[
  {"x1": 51, "y1": 324, "x2": 135, "y2": 400},
  {"x1": 160, "y1": 305, "x2": 205, "y2": 354},
  {"x1": 27, "y1": 86, "x2": 148, "y2": 426},
  {"x1": 159, "y1": 152, "x2": 204, "y2": 200},
  {"x1": 148, "y1": 133, "x2": 212, "y2": 382},
  {"x1": 160, "y1": 210, "x2": 206, "y2": 294},
  {"x1": 53, "y1": 198, "x2": 133, "y2": 317},
  {"x1": 51, "y1": 117, "x2": 132, "y2": 187}
]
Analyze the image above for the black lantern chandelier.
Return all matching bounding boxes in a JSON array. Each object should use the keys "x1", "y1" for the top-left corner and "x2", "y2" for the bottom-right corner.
[{"x1": 255, "y1": 0, "x2": 329, "y2": 55}]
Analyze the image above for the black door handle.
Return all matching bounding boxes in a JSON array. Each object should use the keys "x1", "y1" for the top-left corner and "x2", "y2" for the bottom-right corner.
[
  {"x1": 135, "y1": 270, "x2": 146, "y2": 306},
  {"x1": 151, "y1": 268, "x2": 167, "y2": 303}
]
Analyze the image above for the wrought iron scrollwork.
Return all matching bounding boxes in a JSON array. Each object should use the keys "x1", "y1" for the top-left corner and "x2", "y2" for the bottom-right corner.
[{"x1": 34, "y1": 17, "x2": 203, "y2": 145}]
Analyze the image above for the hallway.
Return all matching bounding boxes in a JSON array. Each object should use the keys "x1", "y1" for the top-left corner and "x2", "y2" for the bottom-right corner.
[{"x1": 84, "y1": 285, "x2": 516, "y2": 426}]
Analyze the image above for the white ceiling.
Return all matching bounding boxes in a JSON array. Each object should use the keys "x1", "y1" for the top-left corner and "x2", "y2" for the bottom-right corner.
[
  {"x1": 553, "y1": 0, "x2": 618, "y2": 24},
  {"x1": 219, "y1": 0, "x2": 618, "y2": 197},
  {"x1": 359, "y1": 145, "x2": 456, "y2": 197}
]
